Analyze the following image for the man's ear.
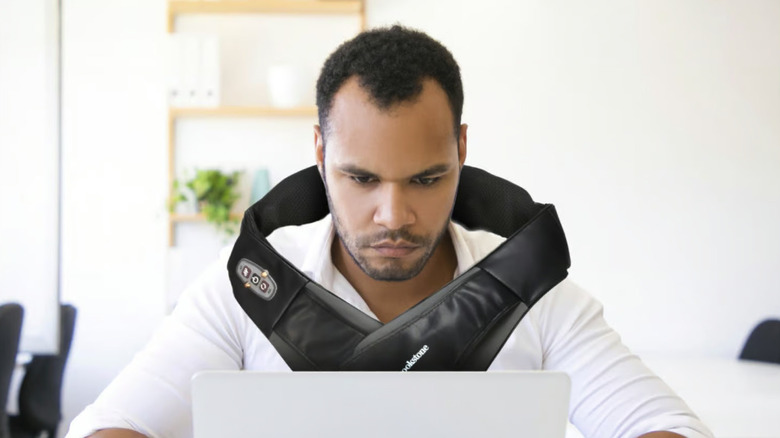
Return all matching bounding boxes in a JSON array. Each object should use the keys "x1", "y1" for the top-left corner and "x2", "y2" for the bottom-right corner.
[
  {"x1": 458, "y1": 124, "x2": 468, "y2": 168},
  {"x1": 314, "y1": 125, "x2": 325, "y2": 177}
]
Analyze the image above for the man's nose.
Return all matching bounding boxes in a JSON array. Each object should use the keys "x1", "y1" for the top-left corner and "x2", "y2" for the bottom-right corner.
[{"x1": 373, "y1": 183, "x2": 415, "y2": 230}]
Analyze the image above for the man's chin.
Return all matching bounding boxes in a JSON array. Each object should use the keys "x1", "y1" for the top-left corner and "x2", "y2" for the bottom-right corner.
[
  {"x1": 364, "y1": 270, "x2": 420, "y2": 282},
  {"x1": 359, "y1": 259, "x2": 425, "y2": 282}
]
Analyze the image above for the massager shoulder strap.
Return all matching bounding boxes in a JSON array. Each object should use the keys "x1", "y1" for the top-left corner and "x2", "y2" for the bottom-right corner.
[{"x1": 227, "y1": 166, "x2": 570, "y2": 371}]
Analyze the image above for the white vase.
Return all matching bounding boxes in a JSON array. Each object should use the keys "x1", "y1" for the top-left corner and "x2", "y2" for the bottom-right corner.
[{"x1": 267, "y1": 64, "x2": 305, "y2": 108}]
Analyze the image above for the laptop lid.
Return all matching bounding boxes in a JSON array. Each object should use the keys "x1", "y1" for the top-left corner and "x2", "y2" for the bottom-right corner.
[{"x1": 192, "y1": 371, "x2": 571, "y2": 438}]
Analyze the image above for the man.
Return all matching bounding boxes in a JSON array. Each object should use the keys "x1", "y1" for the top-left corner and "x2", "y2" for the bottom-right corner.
[{"x1": 67, "y1": 26, "x2": 712, "y2": 438}]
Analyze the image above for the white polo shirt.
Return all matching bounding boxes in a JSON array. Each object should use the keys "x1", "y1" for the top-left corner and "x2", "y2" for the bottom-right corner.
[{"x1": 66, "y1": 216, "x2": 712, "y2": 438}]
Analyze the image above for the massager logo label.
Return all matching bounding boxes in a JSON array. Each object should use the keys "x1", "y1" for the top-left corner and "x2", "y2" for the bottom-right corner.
[
  {"x1": 237, "y1": 258, "x2": 277, "y2": 301},
  {"x1": 401, "y1": 345, "x2": 429, "y2": 372}
]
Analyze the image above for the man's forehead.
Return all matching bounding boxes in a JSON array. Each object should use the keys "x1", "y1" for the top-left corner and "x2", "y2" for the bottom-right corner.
[
  {"x1": 322, "y1": 76, "x2": 459, "y2": 178},
  {"x1": 324, "y1": 128, "x2": 457, "y2": 181}
]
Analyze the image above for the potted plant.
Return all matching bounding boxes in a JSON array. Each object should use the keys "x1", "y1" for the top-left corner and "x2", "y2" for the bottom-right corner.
[{"x1": 171, "y1": 169, "x2": 242, "y2": 235}]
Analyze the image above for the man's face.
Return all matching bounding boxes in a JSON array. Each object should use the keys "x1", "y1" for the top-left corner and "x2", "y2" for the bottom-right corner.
[{"x1": 315, "y1": 77, "x2": 467, "y2": 282}]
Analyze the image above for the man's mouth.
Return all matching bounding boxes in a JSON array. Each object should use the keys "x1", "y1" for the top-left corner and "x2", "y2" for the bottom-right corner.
[{"x1": 370, "y1": 241, "x2": 420, "y2": 258}]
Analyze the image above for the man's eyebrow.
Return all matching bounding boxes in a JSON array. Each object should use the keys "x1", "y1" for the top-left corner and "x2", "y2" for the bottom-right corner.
[
  {"x1": 411, "y1": 164, "x2": 452, "y2": 178},
  {"x1": 336, "y1": 164, "x2": 453, "y2": 179},
  {"x1": 336, "y1": 164, "x2": 379, "y2": 177}
]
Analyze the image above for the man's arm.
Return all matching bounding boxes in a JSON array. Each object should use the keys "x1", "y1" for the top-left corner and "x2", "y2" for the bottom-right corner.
[
  {"x1": 535, "y1": 280, "x2": 713, "y2": 437},
  {"x1": 88, "y1": 430, "x2": 147, "y2": 438}
]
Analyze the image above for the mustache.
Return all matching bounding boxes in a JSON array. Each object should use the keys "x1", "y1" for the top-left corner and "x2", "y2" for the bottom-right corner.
[{"x1": 356, "y1": 229, "x2": 427, "y2": 247}]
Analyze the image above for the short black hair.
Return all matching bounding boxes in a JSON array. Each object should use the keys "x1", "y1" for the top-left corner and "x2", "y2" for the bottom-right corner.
[{"x1": 316, "y1": 25, "x2": 464, "y2": 142}]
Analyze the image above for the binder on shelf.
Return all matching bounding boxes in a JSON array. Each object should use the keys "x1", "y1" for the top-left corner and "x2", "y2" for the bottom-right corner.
[
  {"x1": 168, "y1": 33, "x2": 221, "y2": 108},
  {"x1": 181, "y1": 34, "x2": 200, "y2": 106},
  {"x1": 199, "y1": 35, "x2": 221, "y2": 108},
  {"x1": 167, "y1": 34, "x2": 186, "y2": 107}
]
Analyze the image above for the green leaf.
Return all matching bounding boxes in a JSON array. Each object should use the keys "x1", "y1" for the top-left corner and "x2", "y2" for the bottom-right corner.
[{"x1": 169, "y1": 168, "x2": 243, "y2": 236}]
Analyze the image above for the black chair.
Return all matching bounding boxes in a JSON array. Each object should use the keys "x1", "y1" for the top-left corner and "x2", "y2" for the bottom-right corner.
[
  {"x1": 0, "y1": 303, "x2": 24, "y2": 438},
  {"x1": 9, "y1": 305, "x2": 76, "y2": 438},
  {"x1": 739, "y1": 318, "x2": 780, "y2": 364}
]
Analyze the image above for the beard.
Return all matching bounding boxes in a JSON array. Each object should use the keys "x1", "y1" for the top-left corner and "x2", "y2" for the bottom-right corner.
[{"x1": 324, "y1": 185, "x2": 450, "y2": 282}]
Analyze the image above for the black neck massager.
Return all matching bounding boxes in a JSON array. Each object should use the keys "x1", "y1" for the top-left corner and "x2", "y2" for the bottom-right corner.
[{"x1": 227, "y1": 165, "x2": 570, "y2": 371}]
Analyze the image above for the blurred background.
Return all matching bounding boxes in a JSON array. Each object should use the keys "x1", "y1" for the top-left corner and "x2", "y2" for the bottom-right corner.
[{"x1": 1, "y1": 0, "x2": 779, "y2": 436}]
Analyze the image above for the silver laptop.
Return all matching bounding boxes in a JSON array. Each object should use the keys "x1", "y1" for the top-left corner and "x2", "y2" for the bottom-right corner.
[{"x1": 192, "y1": 371, "x2": 571, "y2": 438}]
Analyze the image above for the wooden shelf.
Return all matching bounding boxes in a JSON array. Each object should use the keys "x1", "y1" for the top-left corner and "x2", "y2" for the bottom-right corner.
[
  {"x1": 166, "y1": 0, "x2": 365, "y2": 246},
  {"x1": 168, "y1": 0, "x2": 364, "y2": 32},
  {"x1": 168, "y1": 212, "x2": 243, "y2": 246},
  {"x1": 170, "y1": 106, "x2": 318, "y2": 118}
]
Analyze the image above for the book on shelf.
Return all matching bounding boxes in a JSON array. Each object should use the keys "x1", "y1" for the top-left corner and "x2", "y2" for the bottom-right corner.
[{"x1": 168, "y1": 33, "x2": 221, "y2": 108}]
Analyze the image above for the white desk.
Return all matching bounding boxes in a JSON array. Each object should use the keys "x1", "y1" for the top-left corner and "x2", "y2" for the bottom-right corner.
[
  {"x1": 642, "y1": 357, "x2": 780, "y2": 438},
  {"x1": 564, "y1": 357, "x2": 780, "y2": 438}
]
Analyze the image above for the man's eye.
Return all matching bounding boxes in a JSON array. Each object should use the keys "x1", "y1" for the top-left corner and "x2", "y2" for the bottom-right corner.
[
  {"x1": 351, "y1": 176, "x2": 375, "y2": 184},
  {"x1": 413, "y1": 177, "x2": 440, "y2": 186}
]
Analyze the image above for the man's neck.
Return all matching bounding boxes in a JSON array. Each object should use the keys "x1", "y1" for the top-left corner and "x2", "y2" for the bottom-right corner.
[{"x1": 331, "y1": 230, "x2": 458, "y2": 323}]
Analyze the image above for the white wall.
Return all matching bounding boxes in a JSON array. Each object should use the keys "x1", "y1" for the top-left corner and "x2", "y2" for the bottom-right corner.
[
  {"x1": 58, "y1": 0, "x2": 780, "y2": 436},
  {"x1": 59, "y1": 0, "x2": 168, "y2": 433},
  {"x1": 486, "y1": 0, "x2": 780, "y2": 357}
]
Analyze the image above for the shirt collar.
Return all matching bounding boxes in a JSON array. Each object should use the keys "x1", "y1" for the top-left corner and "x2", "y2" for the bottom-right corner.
[
  {"x1": 300, "y1": 215, "x2": 337, "y2": 286},
  {"x1": 449, "y1": 220, "x2": 479, "y2": 277}
]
